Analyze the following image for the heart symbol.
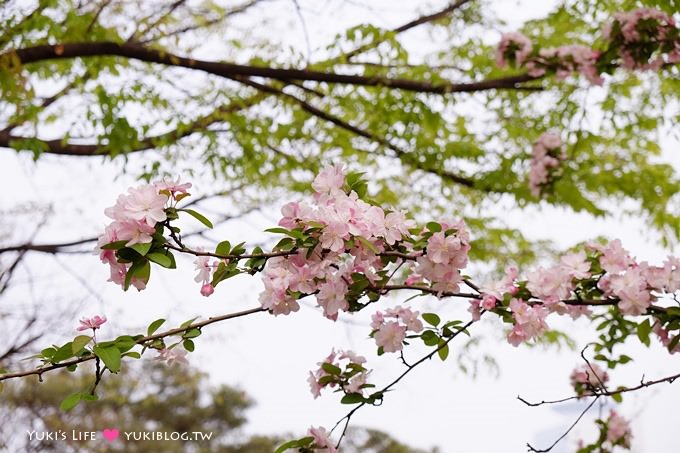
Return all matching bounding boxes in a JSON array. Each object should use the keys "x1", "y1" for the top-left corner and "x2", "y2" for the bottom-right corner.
[{"x1": 102, "y1": 428, "x2": 119, "y2": 442}]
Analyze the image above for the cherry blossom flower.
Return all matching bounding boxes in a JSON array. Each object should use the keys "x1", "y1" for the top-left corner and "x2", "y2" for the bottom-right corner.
[
  {"x1": 375, "y1": 321, "x2": 407, "y2": 353},
  {"x1": 157, "y1": 348, "x2": 189, "y2": 366},
  {"x1": 154, "y1": 177, "x2": 192, "y2": 195},
  {"x1": 570, "y1": 363, "x2": 609, "y2": 396},
  {"x1": 77, "y1": 315, "x2": 107, "y2": 331},
  {"x1": 312, "y1": 163, "x2": 345, "y2": 194},
  {"x1": 307, "y1": 426, "x2": 338, "y2": 453}
]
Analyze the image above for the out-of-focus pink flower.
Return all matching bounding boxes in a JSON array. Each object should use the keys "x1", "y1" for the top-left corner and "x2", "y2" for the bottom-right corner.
[
  {"x1": 77, "y1": 315, "x2": 107, "y2": 331},
  {"x1": 157, "y1": 348, "x2": 189, "y2": 366},
  {"x1": 569, "y1": 363, "x2": 609, "y2": 396},
  {"x1": 496, "y1": 32, "x2": 533, "y2": 68},
  {"x1": 307, "y1": 426, "x2": 338, "y2": 453},
  {"x1": 312, "y1": 163, "x2": 345, "y2": 194},
  {"x1": 606, "y1": 410, "x2": 633, "y2": 447}
]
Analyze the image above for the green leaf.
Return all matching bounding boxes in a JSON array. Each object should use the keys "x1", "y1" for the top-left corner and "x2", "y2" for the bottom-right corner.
[
  {"x1": 147, "y1": 318, "x2": 166, "y2": 336},
  {"x1": 422, "y1": 313, "x2": 441, "y2": 327},
  {"x1": 100, "y1": 240, "x2": 127, "y2": 250},
  {"x1": 611, "y1": 392, "x2": 623, "y2": 403},
  {"x1": 71, "y1": 335, "x2": 92, "y2": 354},
  {"x1": 321, "y1": 362, "x2": 342, "y2": 375},
  {"x1": 426, "y1": 222, "x2": 442, "y2": 233},
  {"x1": 420, "y1": 330, "x2": 439, "y2": 346},
  {"x1": 124, "y1": 259, "x2": 150, "y2": 290},
  {"x1": 274, "y1": 437, "x2": 314, "y2": 453},
  {"x1": 123, "y1": 352, "x2": 141, "y2": 359},
  {"x1": 183, "y1": 328, "x2": 201, "y2": 339},
  {"x1": 357, "y1": 236, "x2": 378, "y2": 253},
  {"x1": 179, "y1": 208, "x2": 213, "y2": 228},
  {"x1": 130, "y1": 241, "x2": 152, "y2": 256},
  {"x1": 437, "y1": 342, "x2": 449, "y2": 361},
  {"x1": 93, "y1": 345, "x2": 122, "y2": 373},
  {"x1": 52, "y1": 342, "x2": 75, "y2": 363},
  {"x1": 341, "y1": 393, "x2": 364, "y2": 404},
  {"x1": 183, "y1": 339, "x2": 195, "y2": 352},
  {"x1": 41, "y1": 347, "x2": 57, "y2": 358},
  {"x1": 180, "y1": 317, "x2": 199, "y2": 329},
  {"x1": 215, "y1": 240, "x2": 231, "y2": 256},
  {"x1": 59, "y1": 393, "x2": 82, "y2": 412},
  {"x1": 265, "y1": 227, "x2": 291, "y2": 235},
  {"x1": 147, "y1": 251, "x2": 174, "y2": 268},
  {"x1": 636, "y1": 319, "x2": 652, "y2": 347}
]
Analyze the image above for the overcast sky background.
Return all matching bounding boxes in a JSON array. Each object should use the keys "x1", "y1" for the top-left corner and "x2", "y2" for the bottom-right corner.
[{"x1": 1, "y1": 1, "x2": 679, "y2": 452}]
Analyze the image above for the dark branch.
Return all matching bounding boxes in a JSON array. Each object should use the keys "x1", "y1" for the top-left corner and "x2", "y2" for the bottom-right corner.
[{"x1": 10, "y1": 41, "x2": 540, "y2": 96}]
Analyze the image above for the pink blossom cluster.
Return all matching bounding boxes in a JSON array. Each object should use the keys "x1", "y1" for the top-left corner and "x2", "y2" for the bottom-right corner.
[
  {"x1": 569, "y1": 363, "x2": 609, "y2": 396},
  {"x1": 528, "y1": 45, "x2": 603, "y2": 85},
  {"x1": 591, "y1": 240, "x2": 680, "y2": 316},
  {"x1": 528, "y1": 132, "x2": 567, "y2": 197},
  {"x1": 156, "y1": 347, "x2": 189, "y2": 366},
  {"x1": 370, "y1": 306, "x2": 424, "y2": 353},
  {"x1": 603, "y1": 8, "x2": 680, "y2": 70},
  {"x1": 473, "y1": 239, "x2": 679, "y2": 347},
  {"x1": 496, "y1": 31, "x2": 533, "y2": 68},
  {"x1": 259, "y1": 164, "x2": 434, "y2": 319},
  {"x1": 307, "y1": 349, "x2": 370, "y2": 399},
  {"x1": 497, "y1": 8, "x2": 680, "y2": 85},
  {"x1": 412, "y1": 221, "x2": 471, "y2": 294},
  {"x1": 98, "y1": 180, "x2": 190, "y2": 289},
  {"x1": 307, "y1": 426, "x2": 337, "y2": 453},
  {"x1": 605, "y1": 410, "x2": 633, "y2": 448}
]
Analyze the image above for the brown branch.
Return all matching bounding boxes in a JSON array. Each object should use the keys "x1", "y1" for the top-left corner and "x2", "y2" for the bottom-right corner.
[
  {"x1": 518, "y1": 370, "x2": 680, "y2": 407},
  {"x1": 232, "y1": 76, "x2": 479, "y2": 188},
  {"x1": 10, "y1": 41, "x2": 540, "y2": 96},
  {"x1": 332, "y1": 311, "x2": 482, "y2": 448},
  {"x1": 0, "y1": 306, "x2": 266, "y2": 382},
  {"x1": 0, "y1": 92, "x2": 268, "y2": 155}
]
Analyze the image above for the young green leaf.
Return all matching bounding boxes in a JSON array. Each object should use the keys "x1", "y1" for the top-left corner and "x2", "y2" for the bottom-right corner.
[
  {"x1": 147, "y1": 318, "x2": 166, "y2": 336},
  {"x1": 93, "y1": 345, "x2": 122, "y2": 373},
  {"x1": 179, "y1": 208, "x2": 213, "y2": 228}
]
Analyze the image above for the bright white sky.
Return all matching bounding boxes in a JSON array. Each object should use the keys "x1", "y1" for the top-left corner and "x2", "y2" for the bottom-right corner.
[{"x1": 1, "y1": 1, "x2": 679, "y2": 452}]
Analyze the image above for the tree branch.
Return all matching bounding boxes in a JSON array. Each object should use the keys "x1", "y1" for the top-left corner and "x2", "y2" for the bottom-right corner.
[
  {"x1": 10, "y1": 41, "x2": 540, "y2": 96},
  {"x1": 0, "y1": 306, "x2": 266, "y2": 382}
]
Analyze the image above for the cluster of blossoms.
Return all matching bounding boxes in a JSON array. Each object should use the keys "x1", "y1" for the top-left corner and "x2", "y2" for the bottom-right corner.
[
  {"x1": 307, "y1": 349, "x2": 371, "y2": 399},
  {"x1": 256, "y1": 164, "x2": 471, "y2": 319},
  {"x1": 97, "y1": 179, "x2": 191, "y2": 290},
  {"x1": 470, "y1": 239, "x2": 680, "y2": 348},
  {"x1": 605, "y1": 410, "x2": 633, "y2": 449},
  {"x1": 496, "y1": 31, "x2": 533, "y2": 68},
  {"x1": 527, "y1": 132, "x2": 567, "y2": 197},
  {"x1": 156, "y1": 347, "x2": 189, "y2": 366},
  {"x1": 569, "y1": 363, "x2": 609, "y2": 397},
  {"x1": 408, "y1": 220, "x2": 471, "y2": 294},
  {"x1": 603, "y1": 8, "x2": 680, "y2": 70},
  {"x1": 370, "y1": 306, "x2": 424, "y2": 353},
  {"x1": 496, "y1": 7, "x2": 680, "y2": 85},
  {"x1": 576, "y1": 410, "x2": 634, "y2": 452}
]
